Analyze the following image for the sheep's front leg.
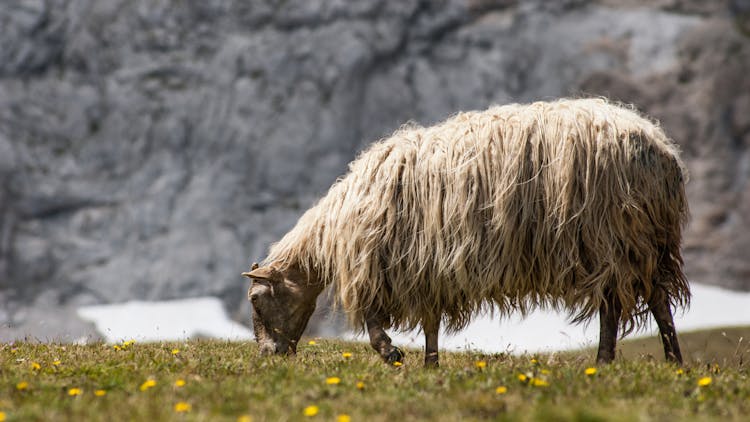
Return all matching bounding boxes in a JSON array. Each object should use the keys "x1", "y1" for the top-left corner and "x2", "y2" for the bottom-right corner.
[
  {"x1": 596, "y1": 292, "x2": 621, "y2": 364},
  {"x1": 365, "y1": 311, "x2": 404, "y2": 364},
  {"x1": 423, "y1": 318, "x2": 439, "y2": 368}
]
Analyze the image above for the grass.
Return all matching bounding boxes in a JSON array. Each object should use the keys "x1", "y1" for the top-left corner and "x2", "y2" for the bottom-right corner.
[
  {"x1": 618, "y1": 326, "x2": 750, "y2": 366},
  {"x1": 1, "y1": 327, "x2": 748, "y2": 421}
]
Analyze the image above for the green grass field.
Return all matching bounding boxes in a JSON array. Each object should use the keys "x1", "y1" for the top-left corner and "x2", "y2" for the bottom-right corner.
[{"x1": 1, "y1": 326, "x2": 748, "y2": 421}]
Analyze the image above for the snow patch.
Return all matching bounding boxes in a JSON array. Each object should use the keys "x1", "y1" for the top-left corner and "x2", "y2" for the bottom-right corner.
[
  {"x1": 77, "y1": 297, "x2": 253, "y2": 343},
  {"x1": 76, "y1": 283, "x2": 750, "y2": 353},
  {"x1": 348, "y1": 282, "x2": 750, "y2": 353}
]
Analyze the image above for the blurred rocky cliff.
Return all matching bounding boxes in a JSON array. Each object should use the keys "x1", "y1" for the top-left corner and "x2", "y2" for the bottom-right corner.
[{"x1": 1, "y1": 0, "x2": 749, "y2": 340}]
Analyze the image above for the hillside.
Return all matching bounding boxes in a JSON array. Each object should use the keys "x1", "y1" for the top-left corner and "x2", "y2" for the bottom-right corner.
[{"x1": 2, "y1": 0, "x2": 750, "y2": 341}]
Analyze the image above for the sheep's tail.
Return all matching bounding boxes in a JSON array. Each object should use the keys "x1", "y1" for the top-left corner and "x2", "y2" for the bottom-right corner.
[{"x1": 653, "y1": 159, "x2": 691, "y2": 316}]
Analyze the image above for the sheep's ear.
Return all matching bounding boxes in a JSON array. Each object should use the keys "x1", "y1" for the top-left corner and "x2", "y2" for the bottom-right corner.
[
  {"x1": 242, "y1": 264, "x2": 282, "y2": 282},
  {"x1": 241, "y1": 262, "x2": 259, "y2": 278}
]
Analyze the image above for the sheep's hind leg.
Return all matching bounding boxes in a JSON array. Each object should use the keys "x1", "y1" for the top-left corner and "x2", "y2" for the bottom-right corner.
[
  {"x1": 596, "y1": 292, "x2": 621, "y2": 364},
  {"x1": 423, "y1": 318, "x2": 439, "y2": 368},
  {"x1": 365, "y1": 311, "x2": 404, "y2": 364},
  {"x1": 649, "y1": 293, "x2": 683, "y2": 364}
]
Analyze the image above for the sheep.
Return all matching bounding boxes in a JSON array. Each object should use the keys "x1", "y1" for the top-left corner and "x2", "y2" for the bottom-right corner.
[{"x1": 242, "y1": 98, "x2": 690, "y2": 367}]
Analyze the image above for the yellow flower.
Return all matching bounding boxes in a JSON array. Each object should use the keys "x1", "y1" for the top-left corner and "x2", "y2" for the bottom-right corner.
[
  {"x1": 303, "y1": 405, "x2": 319, "y2": 417},
  {"x1": 0, "y1": 411, "x2": 6, "y2": 421},
  {"x1": 342, "y1": 352, "x2": 353, "y2": 358},
  {"x1": 697, "y1": 377, "x2": 712, "y2": 387},
  {"x1": 356, "y1": 381, "x2": 365, "y2": 390},
  {"x1": 531, "y1": 378, "x2": 549, "y2": 387},
  {"x1": 495, "y1": 386, "x2": 508, "y2": 394},
  {"x1": 475, "y1": 360, "x2": 487, "y2": 369},
  {"x1": 393, "y1": 361, "x2": 403, "y2": 367},
  {"x1": 113, "y1": 345, "x2": 122, "y2": 351},
  {"x1": 337, "y1": 415, "x2": 351, "y2": 422},
  {"x1": 530, "y1": 358, "x2": 538, "y2": 364},
  {"x1": 30, "y1": 362, "x2": 41, "y2": 371},
  {"x1": 540, "y1": 369, "x2": 551, "y2": 375},
  {"x1": 307, "y1": 340, "x2": 317, "y2": 346},
  {"x1": 10, "y1": 348, "x2": 17, "y2": 354},
  {"x1": 139, "y1": 379, "x2": 157, "y2": 391},
  {"x1": 52, "y1": 360, "x2": 61, "y2": 366},
  {"x1": 94, "y1": 390, "x2": 107, "y2": 397},
  {"x1": 174, "y1": 402, "x2": 191, "y2": 413},
  {"x1": 237, "y1": 416, "x2": 253, "y2": 422},
  {"x1": 584, "y1": 367, "x2": 597, "y2": 376},
  {"x1": 16, "y1": 381, "x2": 29, "y2": 391},
  {"x1": 124, "y1": 340, "x2": 136, "y2": 347},
  {"x1": 517, "y1": 373, "x2": 528, "y2": 382},
  {"x1": 171, "y1": 349, "x2": 180, "y2": 355},
  {"x1": 174, "y1": 379, "x2": 186, "y2": 387},
  {"x1": 676, "y1": 368, "x2": 685, "y2": 375},
  {"x1": 326, "y1": 377, "x2": 341, "y2": 385},
  {"x1": 68, "y1": 388, "x2": 83, "y2": 396}
]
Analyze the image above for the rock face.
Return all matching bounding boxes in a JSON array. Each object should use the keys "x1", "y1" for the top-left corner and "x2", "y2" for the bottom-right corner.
[{"x1": 1, "y1": 0, "x2": 748, "y2": 339}]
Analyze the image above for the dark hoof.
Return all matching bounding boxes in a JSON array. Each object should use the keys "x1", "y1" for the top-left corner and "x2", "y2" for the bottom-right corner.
[
  {"x1": 595, "y1": 350, "x2": 615, "y2": 364},
  {"x1": 665, "y1": 351, "x2": 683, "y2": 365},
  {"x1": 384, "y1": 346, "x2": 405, "y2": 364}
]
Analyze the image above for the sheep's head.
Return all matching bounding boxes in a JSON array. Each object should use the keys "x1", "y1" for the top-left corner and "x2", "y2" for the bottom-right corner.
[{"x1": 242, "y1": 262, "x2": 322, "y2": 356}]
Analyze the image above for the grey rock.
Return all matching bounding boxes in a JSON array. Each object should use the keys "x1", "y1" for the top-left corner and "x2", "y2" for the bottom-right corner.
[{"x1": 0, "y1": 0, "x2": 748, "y2": 341}]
